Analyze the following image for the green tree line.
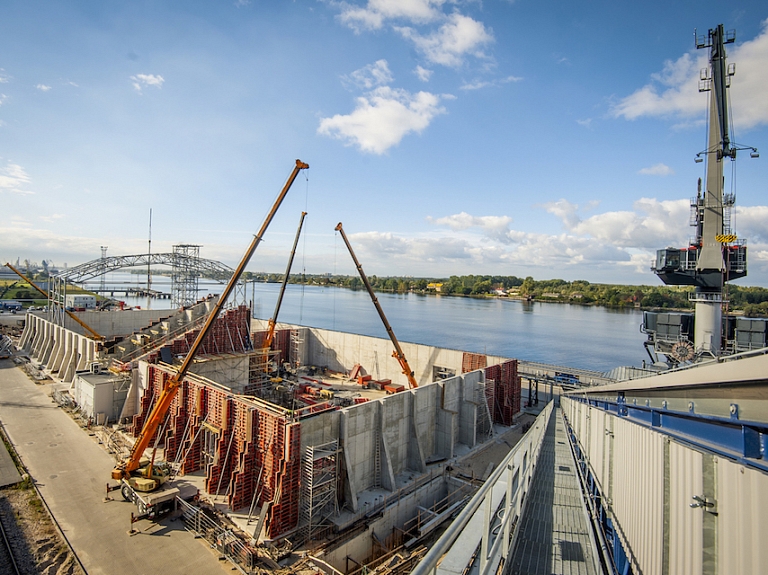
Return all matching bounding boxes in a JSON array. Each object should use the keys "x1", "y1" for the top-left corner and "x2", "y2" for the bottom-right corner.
[{"x1": 241, "y1": 272, "x2": 768, "y2": 316}]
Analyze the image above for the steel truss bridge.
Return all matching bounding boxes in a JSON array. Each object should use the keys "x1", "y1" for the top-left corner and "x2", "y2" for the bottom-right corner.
[{"x1": 49, "y1": 248, "x2": 240, "y2": 328}]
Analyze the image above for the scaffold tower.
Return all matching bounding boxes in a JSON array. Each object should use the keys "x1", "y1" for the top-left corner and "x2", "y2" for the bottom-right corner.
[
  {"x1": 171, "y1": 244, "x2": 201, "y2": 308},
  {"x1": 299, "y1": 440, "x2": 340, "y2": 543}
]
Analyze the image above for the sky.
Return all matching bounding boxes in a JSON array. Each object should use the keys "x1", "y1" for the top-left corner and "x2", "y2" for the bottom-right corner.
[{"x1": 1, "y1": 0, "x2": 767, "y2": 287}]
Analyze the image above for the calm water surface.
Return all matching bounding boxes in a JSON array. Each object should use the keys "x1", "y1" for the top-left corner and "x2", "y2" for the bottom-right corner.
[{"x1": 94, "y1": 275, "x2": 647, "y2": 372}]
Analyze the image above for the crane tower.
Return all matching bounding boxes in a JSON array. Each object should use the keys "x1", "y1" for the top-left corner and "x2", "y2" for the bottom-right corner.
[{"x1": 651, "y1": 25, "x2": 759, "y2": 360}]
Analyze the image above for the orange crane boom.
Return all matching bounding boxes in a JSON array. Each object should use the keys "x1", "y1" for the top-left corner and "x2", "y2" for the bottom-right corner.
[
  {"x1": 334, "y1": 222, "x2": 418, "y2": 389},
  {"x1": 263, "y1": 211, "x2": 307, "y2": 361},
  {"x1": 112, "y1": 159, "x2": 308, "y2": 482},
  {"x1": 4, "y1": 262, "x2": 104, "y2": 341}
]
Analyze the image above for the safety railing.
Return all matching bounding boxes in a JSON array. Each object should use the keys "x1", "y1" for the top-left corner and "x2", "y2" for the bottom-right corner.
[
  {"x1": 411, "y1": 401, "x2": 554, "y2": 575},
  {"x1": 177, "y1": 497, "x2": 258, "y2": 574}
]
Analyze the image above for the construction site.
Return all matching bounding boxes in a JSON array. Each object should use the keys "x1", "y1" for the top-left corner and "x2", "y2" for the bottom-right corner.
[
  {"x1": 18, "y1": 294, "x2": 522, "y2": 572},
  {"x1": 6, "y1": 161, "x2": 523, "y2": 575}
]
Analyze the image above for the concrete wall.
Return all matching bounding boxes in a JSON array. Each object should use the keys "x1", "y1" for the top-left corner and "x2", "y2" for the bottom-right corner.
[
  {"x1": 189, "y1": 355, "x2": 250, "y2": 392},
  {"x1": 21, "y1": 314, "x2": 98, "y2": 382},
  {"x1": 328, "y1": 372, "x2": 488, "y2": 512},
  {"x1": 320, "y1": 475, "x2": 454, "y2": 572},
  {"x1": 251, "y1": 320, "x2": 508, "y2": 388}
]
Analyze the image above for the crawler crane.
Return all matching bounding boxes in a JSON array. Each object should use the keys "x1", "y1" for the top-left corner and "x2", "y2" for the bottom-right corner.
[
  {"x1": 335, "y1": 222, "x2": 418, "y2": 389},
  {"x1": 111, "y1": 160, "x2": 308, "y2": 505}
]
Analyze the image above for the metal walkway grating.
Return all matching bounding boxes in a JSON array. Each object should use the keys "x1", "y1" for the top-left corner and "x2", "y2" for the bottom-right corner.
[{"x1": 508, "y1": 408, "x2": 599, "y2": 575}]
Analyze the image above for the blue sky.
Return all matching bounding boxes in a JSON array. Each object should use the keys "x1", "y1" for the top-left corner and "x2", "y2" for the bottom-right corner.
[{"x1": 1, "y1": 1, "x2": 767, "y2": 286}]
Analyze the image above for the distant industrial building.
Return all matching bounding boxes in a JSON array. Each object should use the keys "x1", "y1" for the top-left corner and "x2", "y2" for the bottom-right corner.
[{"x1": 65, "y1": 294, "x2": 97, "y2": 309}]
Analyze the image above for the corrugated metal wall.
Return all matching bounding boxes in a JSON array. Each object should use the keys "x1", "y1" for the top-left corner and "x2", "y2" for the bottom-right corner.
[{"x1": 562, "y1": 396, "x2": 768, "y2": 575}]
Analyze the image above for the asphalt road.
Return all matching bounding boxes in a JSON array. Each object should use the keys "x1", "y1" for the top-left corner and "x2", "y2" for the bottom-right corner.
[{"x1": 0, "y1": 358, "x2": 230, "y2": 575}]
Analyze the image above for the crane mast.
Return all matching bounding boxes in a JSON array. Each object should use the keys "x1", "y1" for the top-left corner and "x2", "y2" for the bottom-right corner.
[
  {"x1": 651, "y1": 24, "x2": 758, "y2": 360},
  {"x1": 112, "y1": 159, "x2": 308, "y2": 483},
  {"x1": 334, "y1": 222, "x2": 418, "y2": 389},
  {"x1": 262, "y1": 211, "x2": 307, "y2": 366}
]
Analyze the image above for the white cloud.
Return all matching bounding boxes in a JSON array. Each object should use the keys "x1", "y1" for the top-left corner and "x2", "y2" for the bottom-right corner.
[
  {"x1": 428, "y1": 212, "x2": 513, "y2": 242},
  {"x1": 39, "y1": 214, "x2": 66, "y2": 223},
  {"x1": 396, "y1": 13, "x2": 494, "y2": 67},
  {"x1": 414, "y1": 65, "x2": 433, "y2": 82},
  {"x1": 338, "y1": 0, "x2": 445, "y2": 32},
  {"x1": 318, "y1": 86, "x2": 446, "y2": 154},
  {"x1": 733, "y1": 205, "x2": 768, "y2": 243},
  {"x1": 411, "y1": 197, "x2": 723, "y2": 278},
  {"x1": 0, "y1": 93, "x2": 7, "y2": 106},
  {"x1": 576, "y1": 118, "x2": 592, "y2": 128},
  {"x1": 0, "y1": 162, "x2": 33, "y2": 195},
  {"x1": 130, "y1": 73, "x2": 165, "y2": 93},
  {"x1": 36, "y1": 84, "x2": 52, "y2": 92},
  {"x1": 612, "y1": 20, "x2": 768, "y2": 130},
  {"x1": 343, "y1": 60, "x2": 393, "y2": 90},
  {"x1": 0, "y1": 70, "x2": 9, "y2": 83},
  {"x1": 460, "y1": 75, "x2": 521, "y2": 91},
  {"x1": 638, "y1": 163, "x2": 674, "y2": 176},
  {"x1": 543, "y1": 197, "x2": 691, "y2": 250}
]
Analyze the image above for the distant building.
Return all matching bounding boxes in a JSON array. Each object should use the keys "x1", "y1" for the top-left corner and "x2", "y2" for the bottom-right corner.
[
  {"x1": 65, "y1": 294, "x2": 97, "y2": 309},
  {"x1": 427, "y1": 283, "x2": 443, "y2": 292}
]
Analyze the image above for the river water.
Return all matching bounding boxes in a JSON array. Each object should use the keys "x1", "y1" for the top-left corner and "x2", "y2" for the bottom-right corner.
[{"x1": 94, "y1": 274, "x2": 647, "y2": 372}]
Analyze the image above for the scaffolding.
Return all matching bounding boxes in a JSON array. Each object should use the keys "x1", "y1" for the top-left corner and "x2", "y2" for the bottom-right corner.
[
  {"x1": 299, "y1": 440, "x2": 340, "y2": 544},
  {"x1": 171, "y1": 244, "x2": 201, "y2": 308},
  {"x1": 476, "y1": 380, "x2": 494, "y2": 440},
  {"x1": 290, "y1": 328, "x2": 304, "y2": 369}
]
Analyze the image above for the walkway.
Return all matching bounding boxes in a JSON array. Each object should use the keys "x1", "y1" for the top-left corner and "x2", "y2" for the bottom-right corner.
[{"x1": 508, "y1": 408, "x2": 600, "y2": 575}]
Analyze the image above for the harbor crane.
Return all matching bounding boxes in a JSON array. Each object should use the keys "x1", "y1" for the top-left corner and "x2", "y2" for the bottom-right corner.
[
  {"x1": 111, "y1": 160, "x2": 308, "y2": 497},
  {"x1": 651, "y1": 25, "x2": 758, "y2": 360},
  {"x1": 262, "y1": 211, "x2": 307, "y2": 372},
  {"x1": 335, "y1": 222, "x2": 418, "y2": 389}
]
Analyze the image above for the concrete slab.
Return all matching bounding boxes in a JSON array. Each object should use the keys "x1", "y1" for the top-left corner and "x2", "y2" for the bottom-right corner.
[{"x1": 0, "y1": 359, "x2": 230, "y2": 575}]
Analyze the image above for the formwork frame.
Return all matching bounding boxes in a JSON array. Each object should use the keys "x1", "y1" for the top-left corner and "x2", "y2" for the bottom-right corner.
[{"x1": 131, "y1": 364, "x2": 303, "y2": 538}]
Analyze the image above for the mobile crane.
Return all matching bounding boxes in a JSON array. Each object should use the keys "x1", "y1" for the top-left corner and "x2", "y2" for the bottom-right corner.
[
  {"x1": 262, "y1": 211, "x2": 307, "y2": 372},
  {"x1": 111, "y1": 160, "x2": 308, "y2": 504},
  {"x1": 335, "y1": 222, "x2": 418, "y2": 389}
]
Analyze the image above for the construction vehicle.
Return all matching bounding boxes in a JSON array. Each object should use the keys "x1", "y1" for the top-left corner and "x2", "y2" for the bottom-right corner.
[
  {"x1": 262, "y1": 211, "x2": 307, "y2": 372},
  {"x1": 4, "y1": 262, "x2": 104, "y2": 341},
  {"x1": 111, "y1": 160, "x2": 308, "y2": 507},
  {"x1": 334, "y1": 222, "x2": 418, "y2": 389}
]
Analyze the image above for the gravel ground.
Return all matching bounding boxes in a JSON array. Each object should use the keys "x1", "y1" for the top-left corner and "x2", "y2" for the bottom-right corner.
[
  {"x1": 0, "y1": 431, "x2": 85, "y2": 575},
  {"x1": 0, "y1": 483, "x2": 83, "y2": 575}
]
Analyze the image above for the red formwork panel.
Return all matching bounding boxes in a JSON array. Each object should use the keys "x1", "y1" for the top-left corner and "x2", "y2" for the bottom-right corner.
[
  {"x1": 130, "y1": 362, "x2": 302, "y2": 538},
  {"x1": 462, "y1": 352, "x2": 487, "y2": 373},
  {"x1": 484, "y1": 360, "x2": 521, "y2": 426},
  {"x1": 251, "y1": 328, "x2": 291, "y2": 366},
  {"x1": 162, "y1": 305, "x2": 252, "y2": 359}
]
